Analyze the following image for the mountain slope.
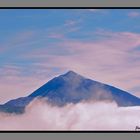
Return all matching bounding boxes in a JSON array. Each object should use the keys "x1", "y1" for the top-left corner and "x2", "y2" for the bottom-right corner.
[{"x1": 0, "y1": 70, "x2": 140, "y2": 114}]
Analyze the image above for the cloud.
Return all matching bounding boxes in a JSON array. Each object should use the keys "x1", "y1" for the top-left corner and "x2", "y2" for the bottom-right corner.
[
  {"x1": 0, "y1": 99, "x2": 140, "y2": 130},
  {"x1": 0, "y1": 65, "x2": 53, "y2": 104},
  {"x1": 87, "y1": 9, "x2": 99, "y2": 12},
  {"x1": 11, "y1": 31, "x2": 36, "y2": 45},
  {"x1": 64, "y1": 20, "x2": 79, "y2": 27},
  {"x1": 48, "y1": 33, "x2": 65, "y2": 39},
  {"x1": 128, "y1": 12, "x2": 140, "y2": 17}
]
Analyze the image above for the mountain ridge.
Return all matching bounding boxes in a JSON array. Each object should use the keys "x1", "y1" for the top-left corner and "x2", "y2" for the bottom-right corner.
[{"x1": 0, "y1": 70, "x2": 140, "y2": 114}]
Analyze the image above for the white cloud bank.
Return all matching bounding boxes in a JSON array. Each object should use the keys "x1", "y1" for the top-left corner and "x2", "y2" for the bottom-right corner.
[{"x1": 0, "y1": 99, "x2": 140, "y2": 130}]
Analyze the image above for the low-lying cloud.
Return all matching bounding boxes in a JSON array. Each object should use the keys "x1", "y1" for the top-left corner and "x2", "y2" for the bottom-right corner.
[{"x1": 0, "y1": 99, "x2": 140, "y2": 130}]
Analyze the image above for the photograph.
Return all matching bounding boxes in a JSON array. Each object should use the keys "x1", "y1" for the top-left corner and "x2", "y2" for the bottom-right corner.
[{"x1": 0, "y1": 9, "x2": 140, "y2": 131}]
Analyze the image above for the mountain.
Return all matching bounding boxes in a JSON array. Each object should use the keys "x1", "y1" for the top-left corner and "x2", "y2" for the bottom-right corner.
[{"x1": 0, "y1": 70, "x2": 140, "y2": 114}]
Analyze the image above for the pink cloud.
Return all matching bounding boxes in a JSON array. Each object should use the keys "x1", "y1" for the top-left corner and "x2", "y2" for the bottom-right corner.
[
  {"x1": 48, "y1": 33, "x2": 65, "y2": 39},
  {"x1": 0, "y1": 65, "x2": 52, "y2": 104},
  {"x1": 0, "y1": 47, "x2": 6, "y2": 53},
  {"x1": 128, "y1": 12, "x2": 140, "y2": 17}
]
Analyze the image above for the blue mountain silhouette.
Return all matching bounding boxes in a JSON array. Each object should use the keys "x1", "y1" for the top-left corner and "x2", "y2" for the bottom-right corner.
[{"x1": 0, "y1": 70, "x2": 140, "y2": 114}]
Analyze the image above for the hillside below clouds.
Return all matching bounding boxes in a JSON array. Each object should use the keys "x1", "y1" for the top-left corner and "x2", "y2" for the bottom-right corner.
[{"x1": 0, "y1": 70, "x2": 140, "y2": 114}]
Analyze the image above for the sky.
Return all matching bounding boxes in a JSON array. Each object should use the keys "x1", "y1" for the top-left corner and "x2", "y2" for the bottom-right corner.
[{"x1": 0, "y1": 9, "x2": 140, "y2": 103}]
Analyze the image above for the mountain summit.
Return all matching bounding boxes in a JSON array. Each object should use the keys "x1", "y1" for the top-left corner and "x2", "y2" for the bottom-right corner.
[
  {"x1": 63, "y1": 70, "x2": 79, "y2": 76},
  {"x1": 1, "y1": 70, "x2": 140, "y2": 114}
]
